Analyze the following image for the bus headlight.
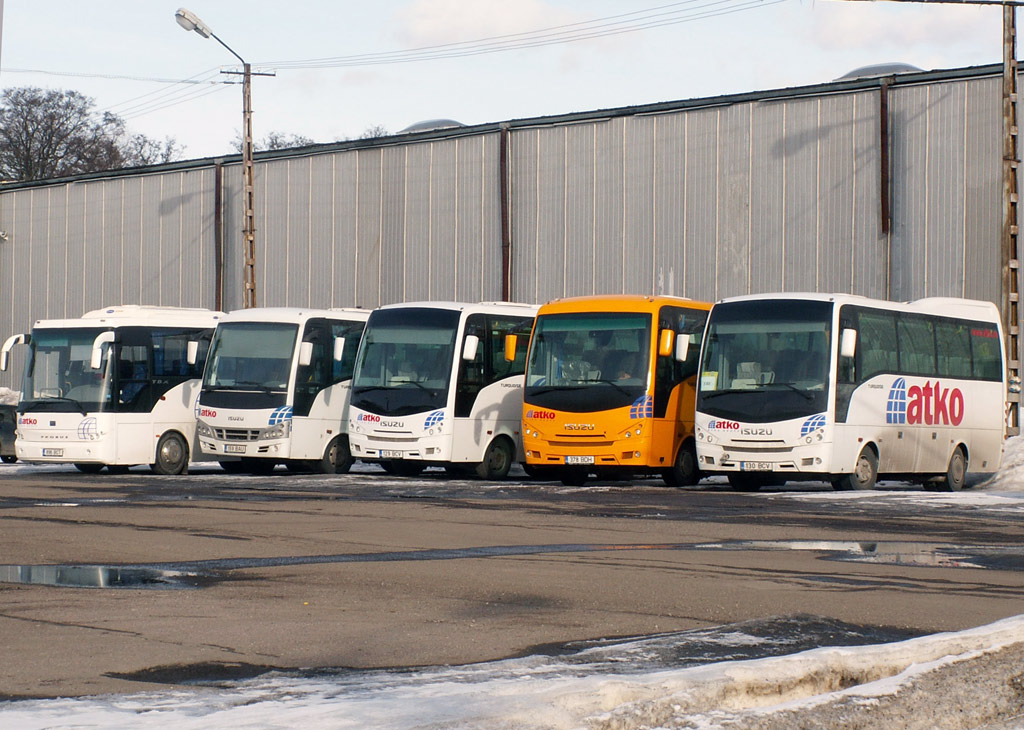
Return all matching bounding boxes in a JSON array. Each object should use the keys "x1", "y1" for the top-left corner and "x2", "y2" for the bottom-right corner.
[
  {"x1": 260, "y1": 420, "x2": 291, "y2": 440},
  {"x1": 196, "y1": 420, "x2": 214, "y2": 438}
]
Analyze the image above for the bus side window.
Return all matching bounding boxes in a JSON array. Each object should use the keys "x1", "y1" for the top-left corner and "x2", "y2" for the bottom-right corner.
[{"x1": 455, "y1": 315, "x2": 487, "y2": 417}]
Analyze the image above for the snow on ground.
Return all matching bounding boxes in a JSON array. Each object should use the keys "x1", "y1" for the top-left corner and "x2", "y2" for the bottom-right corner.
[{"x1": 0, "y1": 387, "x2": 18, "y2": 406}]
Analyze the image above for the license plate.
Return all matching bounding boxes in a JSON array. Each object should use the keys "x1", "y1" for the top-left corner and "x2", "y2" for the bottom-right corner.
[
  {"x1": 224, "y1": 444, "x2": 246, "y2": 454},
  {"x1": 42, "y1": 448, "x2": 64, "y2": 457},
  {"x1": 381, "y1": 450, "x2": 404, "y2": 458},
  {"x1": 740, "y1": 461, "x2": 771, "y2": 471},
  {"x1": 565, "y1": 455, "x2": 595, "y2": 465}
]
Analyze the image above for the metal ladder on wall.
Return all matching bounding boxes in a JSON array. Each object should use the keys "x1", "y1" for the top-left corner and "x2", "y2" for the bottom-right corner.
[{"x1": 1004, "y1": 5, "x2": 1022, "y2": 436}]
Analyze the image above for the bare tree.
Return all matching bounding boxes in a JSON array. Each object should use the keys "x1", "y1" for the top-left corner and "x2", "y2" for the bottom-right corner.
[
  {"x1": 0, "y1": 87, "x2": 183, "y2": 182},
  {"x1": 359, "y1": 125, "x2": 389, "y2": 139},
  {"x1": 235, "y1": 130, "x2": 316, "y2": 152}
]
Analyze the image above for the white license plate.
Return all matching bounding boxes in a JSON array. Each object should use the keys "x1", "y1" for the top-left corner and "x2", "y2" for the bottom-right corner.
[
  {"x1": 380, "y1": 450, "x2": 404, "y2": 458},
  {"x1": 740, "y1": 461, "x2": 771, "y2": 471},
  {"x1": 42, "y1": 448, "x2": 64, "y2": 457},
  {"x1": 224, "y1": 444, "x2": 247, "y2": 454},
  {"x1": 565, "y1": 455, "x2": 595, "y2": 465}
]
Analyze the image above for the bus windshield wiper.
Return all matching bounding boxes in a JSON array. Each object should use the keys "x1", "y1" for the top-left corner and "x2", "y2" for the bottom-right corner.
[
  {"x1": 526, "y1": 385, "x2": 587, "y2": 395},
  {"x1": 770, "y1": 382, "x2": 815, "y2": 401},
  {"x1": 699, "y1": 388, "x2": 763, "y2": 401},
  {"x1": 230, "y1": 381, "x2": 284, "y2": 394},
  {"x1": 21, "y1": 396, "x2": 88, "y2": 416},
  {"x1": 584, "y1": 378, "x2": 631, "y2": 396}
]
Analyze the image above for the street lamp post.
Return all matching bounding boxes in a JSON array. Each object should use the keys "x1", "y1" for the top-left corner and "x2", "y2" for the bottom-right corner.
[{"x1": 175, "y1": 7, "x2": 258, "y2": 309}]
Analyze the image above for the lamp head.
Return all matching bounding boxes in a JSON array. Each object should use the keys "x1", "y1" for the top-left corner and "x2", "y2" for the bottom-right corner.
[{"x1": 175, "y1": 8, "x2": 213, "y2": 39}]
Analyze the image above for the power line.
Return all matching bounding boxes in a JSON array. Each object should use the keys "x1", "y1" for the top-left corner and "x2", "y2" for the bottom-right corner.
[{"x1": 260, "y1": 0, "x2": 783, "y2": 69}]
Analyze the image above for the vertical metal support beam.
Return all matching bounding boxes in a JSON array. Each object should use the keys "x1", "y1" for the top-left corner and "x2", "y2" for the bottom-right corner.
[
  {"x1": 241, "y1": 62, "x2": 257, "y2": 309},
  {"x1": 499, "y1": 123, "x2": 513, "y2": 302},
  {"x1": 880, "y1": 80, "x2": 892, "y2": 237},
  {"x1": 1003, "y1": 3, "x2": 1021, "y2": 435},
  {"x1": 214, "y1": 161, "x2": 224, "y2": 312}
]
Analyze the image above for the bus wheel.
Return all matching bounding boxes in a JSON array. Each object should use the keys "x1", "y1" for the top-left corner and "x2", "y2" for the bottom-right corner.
[
  {"x1": 106, "y1": 465, "x2": 131, "y2": 475},
  {"x1": 319, "y1": 436, "x2": 354, "y2": 475},
  {"x1": 219, "y1": 460, "x2": 246, "y2": 473},
  {"x1": 385, "y1": 460, "x2": 425, "y2": 477},
  {"x1": 74, "y1": 463, "x2": 104, "y2": 474},
  {"x1": 151, "y1": 432, "x2": 189, "y2": 475},
  {"x1": 727, "y1": 473, "x2": 763, "y2": 492},
  {"x1": 663, "y1": 440, "x2": 699, "y2": 488},
  {"x1": 937, "y1": 446, "x2": 968, "y2": 492},
  {"x1": 241, "y1": 458, "x2": 277, "y2": 475},
  {"x1": 832, "y1": 446, "x2": 877, "y2": 491},
  {"x1": 1, "y1": 455, "x2": 16, "y2": 464},
  {"x1": 476, "y1": 438, "x2": 513, "y2": 480}
]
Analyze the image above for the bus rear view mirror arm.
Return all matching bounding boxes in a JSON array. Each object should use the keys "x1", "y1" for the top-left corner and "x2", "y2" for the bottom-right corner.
[
  {"x1": 1, "y1": 333, "x2": 28, "y2": 372},
  {"x1": 90, "y1": 331, "x2": 116, "y2": 370}
]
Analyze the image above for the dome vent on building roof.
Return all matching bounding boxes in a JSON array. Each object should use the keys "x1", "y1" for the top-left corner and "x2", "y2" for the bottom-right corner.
[
  {"x1": 399, "y1": 118, "x2": 466, "y2": 133},
  {"x1": 835, "y1": 62, "x2": 924, "y2": 81}
]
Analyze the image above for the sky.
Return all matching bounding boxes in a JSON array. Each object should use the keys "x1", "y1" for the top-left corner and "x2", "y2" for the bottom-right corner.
[{"x1": 0, "y1": 0, "x2": 1011, "y2": 161}]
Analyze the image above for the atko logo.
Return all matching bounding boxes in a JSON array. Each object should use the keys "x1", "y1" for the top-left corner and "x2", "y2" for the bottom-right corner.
[
  {"x1": 18, "y1": 417, "x2": 37, "y2": 425},
  {"x1": 887, "y1": 378, "x2": 964, "y2": 426},
  {"x1": 199, "y1": 408, "x2": 217, "y2": 418},
  {"x1": 526, "y1": 409, "x2": 556, "y2": 420},
  {"x1": 707, "y1": 420, "x2": 740, "y2": 431},
  {"x1": 357, "y1": 414, "x2": 381, "y2": 423}
]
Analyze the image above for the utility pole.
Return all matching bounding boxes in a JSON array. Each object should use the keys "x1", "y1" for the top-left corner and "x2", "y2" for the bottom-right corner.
[{"x1": 840, "y1": 0, "x2": 1023, "y2": 434}]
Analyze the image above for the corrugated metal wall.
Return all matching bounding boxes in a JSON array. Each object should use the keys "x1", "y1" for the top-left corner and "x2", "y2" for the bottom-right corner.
[{"x1": 0, "y1": 70, "x2": 1009, "y2": 390}]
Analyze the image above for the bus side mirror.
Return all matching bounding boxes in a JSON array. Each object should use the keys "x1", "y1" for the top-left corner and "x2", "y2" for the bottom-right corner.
[
  {"x1": 657, "y1": 329, "x2": 674, "y2": 358},
  {"x1": 675, "y1": 335, "x2": 690, "y2": 362},
  {"x1": 504, "y1": 334, "x2": 517, "y2": 362},
  {"x1": 840, "y1": 328, "x2": 857, "y2": 359},
  {"x1": 462, "y1": 334, "x2": 480, "y2": 361},
  {"x1": 0, "y1": 333, "x2": 27, "y2": 372},
  {"x1": 90, "y1": 331, "x2": 115, "y2": 370},
  {"x1": 333, "y1": 337, "x2": 346, "y2": 362},
  {"x1": 298, "y1": 341, "x2": 314, "y2": 367},
  {"x1": 186, "y1": 341, "x2": 199, "y2": 366}
]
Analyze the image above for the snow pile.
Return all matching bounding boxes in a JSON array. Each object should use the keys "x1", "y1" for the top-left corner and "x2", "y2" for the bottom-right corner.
[
  {"x1": 0, "y1": 387, "x2": 18, "y2": 406},
  {"x1": 981, "y1": 435, "x2": 1024, "y2": 491}
]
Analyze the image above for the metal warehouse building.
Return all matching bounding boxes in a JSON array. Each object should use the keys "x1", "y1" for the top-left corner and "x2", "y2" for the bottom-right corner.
[{"x1": 0, "y1": 63, "x2": 1017, "y2": 390}]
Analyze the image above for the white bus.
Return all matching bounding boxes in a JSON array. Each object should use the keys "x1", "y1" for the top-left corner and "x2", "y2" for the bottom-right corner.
[
  {"x1": 195, "y1": 307, "x2": 369, "y2": 474},
  {"x1": 347, "y1": 301, "x2": 538, "y2": 479},
  {"x1": 695, "y1": 293, "x2": 1006, "y2": 491},
  {"x1": 0, "y1": 305, "x2": 223, "y2": 474}
]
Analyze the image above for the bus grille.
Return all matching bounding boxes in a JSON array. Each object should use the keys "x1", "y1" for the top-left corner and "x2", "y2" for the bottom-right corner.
[{"x1": 215, "y1": 428, "x2": 260, "y2": 441}]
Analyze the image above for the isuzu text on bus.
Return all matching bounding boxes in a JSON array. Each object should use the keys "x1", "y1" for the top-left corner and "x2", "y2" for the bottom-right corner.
[{"x1": 694, "y1": 293, "x2": 1006, "y2": 491}]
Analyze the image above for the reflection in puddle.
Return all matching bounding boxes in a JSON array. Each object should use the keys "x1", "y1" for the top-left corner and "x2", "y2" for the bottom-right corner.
[
  {"x1": 696, "y1": 540, "x2": 1024, "y2": 570},
  {"x1": 0, "y1": 565, "x2": 202, "y2": 589}
]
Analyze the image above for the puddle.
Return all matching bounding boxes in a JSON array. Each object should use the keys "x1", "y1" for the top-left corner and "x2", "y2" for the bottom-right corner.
[
  {"x1": 0, "y1": 565, "x2": 204, "y2": 589},
  {"x1": 2, "y1": 539, "x2": 1019, "y2": 591},
  {"x1": 696, "y1": 540, "x2": 1024, "y2": 571}
]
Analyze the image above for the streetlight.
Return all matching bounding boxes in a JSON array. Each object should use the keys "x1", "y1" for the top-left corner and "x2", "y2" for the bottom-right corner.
[{"x1": 175, "y1": 7, "x2": 258, "y2": 308}]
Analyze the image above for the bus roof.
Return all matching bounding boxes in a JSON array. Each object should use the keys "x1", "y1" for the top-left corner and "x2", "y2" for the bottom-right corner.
[
  {"x1": 374, "y1": 301, "x2": 539, "y2": 315},
  {"x1": 215, "y1": 307, "x2": 370, "y2": 325},
  {"x1": 537, "y1": 294, "x2": 712, "y2": 315},
  {"x1": 31, "y1": 305, "x2": 224, "y2": 330},
  {"x1": 714, "y1": 292, "x2": 1000, "y2": 322}
]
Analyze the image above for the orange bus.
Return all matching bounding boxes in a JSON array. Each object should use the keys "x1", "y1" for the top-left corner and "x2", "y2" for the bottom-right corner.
[{"x1": 521, "y1": 295, "x2": 711, "y2": 486}]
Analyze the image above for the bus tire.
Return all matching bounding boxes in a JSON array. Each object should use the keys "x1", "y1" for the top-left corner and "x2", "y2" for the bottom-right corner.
[
  {"x1": 560, "y1": 468, "x2": 589, "y2": 487},
  {"x1": 241, "y1": 458, "x2": 277, "y2": 475},
  {"x1": 663, "y1": 440, "x2": 699, "y2": 488},
  {"x1": 319, "y1": 435, "x2": 354, "y2": 475},
  {"x1": 476, "y1": 437, "x2": 514, "y2": 480},
  {"x1": 74, "y1": 463, "x2": 104, "y2": 474},
  {"x1": 832, "y1": 446, "x2": 877, "y2": 491},
  {"x1": 106, "y1": 465, "x2": 131, "y2": 475},
  {"x1": 1, "y1": 454, "x2": 16, "y2": 464},
  {"x1": 937, "y1": 445, "x2": 968, "y2": 492},
  {"x1": 151, "y1": 432, "x2": 189, "y2": 475}
]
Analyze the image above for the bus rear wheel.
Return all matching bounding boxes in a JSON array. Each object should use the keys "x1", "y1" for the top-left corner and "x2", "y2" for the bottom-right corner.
[
  {"x1": 832, "y1": 446, "x2": 877, "y2": 491},
  {"x1": 936, "y1": 445, "x2": 968, "y2": 492},
  {"x1": 727, "y1": 473, "x2": 763, "y2": 492},
  {"x1": 318, "y1": 435, "x2": 354, "y2": 475},
  {"x1": 74, "y1": 463, "x2": 104, "y2": 474},
  {"x1": 559, "y1": 468, "x2": 589, "y2": 487},
  {"x1": 383, "y1": 460, "x2": 425, "y2": 477},
  {"x1": 1, "y1": 455, "x2": 17, "y2": 464},
  {"x1": 151, "y1": 432, "x2": 189, "y2": 475},
  {"x1": 663, "y1": 440, "x2": 699, "y2": 488},
  {"x1": 476, "y1": 437, "x2": 513, "y2": 480}
]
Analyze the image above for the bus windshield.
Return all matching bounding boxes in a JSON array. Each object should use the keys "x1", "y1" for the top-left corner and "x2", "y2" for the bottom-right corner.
[
  {"x1": 21, "y1": 327, "x2": 113, "y2": 413},
  {"x1": 697, "y1": 300, "x2": 832, "y2": 423},
  {"x1": 203, "y1": 322, "x2": 298, "y2": 393},
  {"x1": 350, "y1": 308, "x2": 460, "y2": 416},
  {"x1": 525, "y1": 311, "x2": 651, "y2": 412}
]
